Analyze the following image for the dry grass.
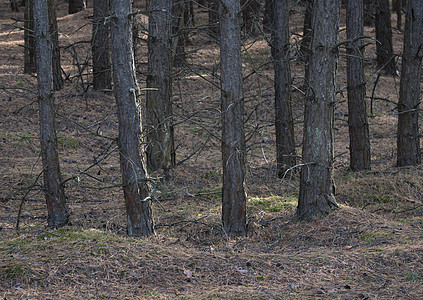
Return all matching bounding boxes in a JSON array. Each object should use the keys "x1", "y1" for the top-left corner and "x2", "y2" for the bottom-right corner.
[{"x1": 1, "y1": 1, "x2": 423, "y2": 299}]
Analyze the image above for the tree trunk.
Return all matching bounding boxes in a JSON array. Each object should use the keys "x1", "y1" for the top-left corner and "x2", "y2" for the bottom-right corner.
[
  {"x1": 375, "y1": 0, "x2": 396, "y2": 75},
  {"x1": 110, "y1": 0, "x2": 154, "y2": 237},
  {"x1": 346, "y1": 0, "x2": 371, "y2": 171},
  {"x1": 220, "y1": 0, "x2": 246, "y2": 236},
  {"x1": 272, "y1": 0, "x2": 296, "y2": 177},
  {"x1": 34, "y1": 0, "x2": 69, "y2": 228},
  {"x1": 48, "y1": 0, "x2": 64, "y2": 91},
  {"x1": 393, "y1": 0, "x2": 407, "y2": 30},
  {"x1": 92, "y1": 0, "x2": 112, "y2": 91},
  {"x1": 146, "y1": 0, "x2": 175, "y2": 174},
  {"x1": 301, "y1": 0, "x2": 313, "y2": 81},
  {"x1": 171, "y1": 0, "x2": 187, "y2": 67},
  {"x1": 397, "y1": 0, "x2": 423, "y2": 167},
  {"x1": 297, "y1": 0, "x2": 339, "y2": 221},
  {"x1": 24, "y1": 0, "x2": 36, "y2": 74},
  {"x1": 69, "y1": 0, "x2": 86, "y2": 14}
]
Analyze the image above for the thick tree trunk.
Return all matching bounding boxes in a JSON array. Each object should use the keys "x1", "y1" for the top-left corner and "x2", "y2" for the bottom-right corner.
[
  {"x1": 297, "y1": 0, "x2": 339, "y2": 221},
  {"x1": 69, "y1": 0, "x2": 86, "y2": 14},
  {"x1": 272, "y1": 0, "x2": 296, "y2": 177},
  {"x1": 346, "y1": 0, "x2": 371, "y2": 171},
  {"x1": 220, "y1": 0, "x2": 246, "y2": 236},
  {"x1": 34, "y1": 0, "x2": 69, "y2": 228},
  {"x1": 48, "y1": 0, "x2": 63, "y2": 91},
  {"x1": 24, "y1": 0, "x2": 36, "y2": 74},
  {"x1": 375, "y1": 0, "x2": 396, "y2": 75},
  {"x1": 397, "y1": 0, "x2": 423, "y2": 167},
  {"x1": 92, "y1": 0, "x2": 112, "y2": 91},
  {"x1": 146, "y1": 0, "x2": 175, "y2": 174},
  {"x1": 111, "y1": 0, "x2": 154, "y2": 237}
]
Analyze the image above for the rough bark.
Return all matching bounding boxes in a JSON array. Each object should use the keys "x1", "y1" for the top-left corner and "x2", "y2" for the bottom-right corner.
[
  {"x1": 297, "y1": 0, "x2": 339, "y2": 221},
  {"x1": 397, "y1": 0, "x2": 423, "y2": 166},
  {"x1": 111, "y1": 0, "x2": 154, "y2": 237},
  {"x1": 346, "y1": 0, "x2": 371, "y2": 171},
  {"x1": 69, "y1": 0, "x2": 86, "y2": 14},
  {"x1": 34, "y1": 0, "x2": 69, "y2": 228},
  {"x1": 301, "y1": 0, "x2": 313, "y2": 81},
  {"x1": 48, "y1": 0, "x2": 63, "y2": 91},
  {"x1": 92, "y1": 0, "x2": 112, "y2": 91},
  {"x1": 375, "y1": 0, "x2": 396, "y2": 75},
  {"x1": 220, "y1": 0, "x2": 246, "y2": 236},
  {"x1": 146, "y1": 0, "x2": 175, "y2": 174},
  {"x1": 24, "y1": 0, "x2": 36, "y2": 74},
  {"x1": 272, "y1": 0, "x2": 296, "y2": 177}
]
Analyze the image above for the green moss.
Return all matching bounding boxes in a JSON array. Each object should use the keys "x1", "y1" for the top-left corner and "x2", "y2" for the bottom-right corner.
[{"x1": 248, "y1": 196, "x2": 297, "y2": 213}]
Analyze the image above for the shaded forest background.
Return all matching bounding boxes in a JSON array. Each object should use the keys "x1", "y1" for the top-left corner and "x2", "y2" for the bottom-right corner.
[{"x1": 1, "y1": 0, "x2": 423, "y2": 298}]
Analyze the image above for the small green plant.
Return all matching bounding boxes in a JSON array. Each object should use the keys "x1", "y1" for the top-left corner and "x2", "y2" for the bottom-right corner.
[
  {"x1": 248, "y1": 196, "x2": 297, "y2": 213},
  {"x1": 1, "y1": 263, "x2": 29, "y2": 279},
  {"x1": 361, "y1": 232, "x2": 390, "y2": 243},
  {"x1": 404, "y1": 272, "x2": 421, "y2": 281}
]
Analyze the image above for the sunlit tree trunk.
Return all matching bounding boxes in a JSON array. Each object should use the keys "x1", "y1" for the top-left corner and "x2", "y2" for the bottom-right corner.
[
  {"x1": 111, "y1": 0, "x2": 154, "y2": 237},
  {"x1": 220, "y1": 0, "x2": 246, "y2": 236},
  {"x1": 146, "y1": 0, "x2": 175, "y2": 175},
  {"x1": 297, "y1": 0, "x2": 340, "y2": 221},
  {"x1": 272, "y1": 0, "x2": 296, "y2": 177},
  {"x1": 397, "y1": 0, "x2": 423, "y2": 167},
  {"x1": 92, "y1": 0, "x2": 112, "y2": 91},
  {"x1": 346, "y1": 0, "x2": 371, "y2": 171},
  {"x1": 34, "y1": 0, "x2": 69, "y2": 228}
]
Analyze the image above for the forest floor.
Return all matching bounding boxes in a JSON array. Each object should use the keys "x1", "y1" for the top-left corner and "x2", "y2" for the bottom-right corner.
[{"x1": 1, "y1": 1, "x2": 423, "y2": 299}]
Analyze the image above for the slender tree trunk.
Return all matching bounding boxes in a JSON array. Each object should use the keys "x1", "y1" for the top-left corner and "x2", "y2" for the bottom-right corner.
[
  {"x1": 92, "y1": 0, "x2": 112, "y2": 91},
  {"x1": 397, "y1": 0, "x2": 423, "y2": 166},
  {"x1": 346, "y1": 0, "x2": 371, "y2": 171},
  {"x1": 375, "y1": 0, "x2": 396, "y2": 75},
  {"x1": 220, "y1": 0, "x2": 246, "y2": 236},
  {"x1": 171, "y1": 0, "x2": 187, "y2": 67},
  {"x1": 34, "y1": 0, "x2": 69, "y2": 228},
  {"x1": 110, "y1": 0, "x2": 154, "y2": 237},
  {"x1": 48, "y1": 0, "x2": 63, "y2": 91},
  {"x1": 69, "y1": 0, "x2": 86, "y2": 14},
  {"x1": 146, "y1": 0, "x2": 175, "y2": 174},
  {"x1": 297, "y1": 0, "x2": 339, "y2": 221},
  {"x1": 24, "y1": 0, "x2": 36, "y2": 74},
  {"x1": 272, "y1": 0, "x2": 296, "y2": 177}
]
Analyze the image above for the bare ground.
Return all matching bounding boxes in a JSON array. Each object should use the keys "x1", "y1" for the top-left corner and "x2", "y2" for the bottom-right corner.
[{"x1": 1, "y1": 1, "x2": 423, "y2": 299}]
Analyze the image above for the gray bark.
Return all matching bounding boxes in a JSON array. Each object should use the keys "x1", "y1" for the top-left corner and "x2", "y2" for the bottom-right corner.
[
  {"x1": 34, "y1": 0, "x2": 69, "y2": 228},
  {"x1": 397, "y1": 0, "x2": 423, "y2": 166},
  {"x1": 297, "y1": 0, "x2": 340, "y2": 221},
  {"x1": 220, "y1": 0, "x2": 246, "y2": 236},
  {"x1": 146, "y1": 0, "x2": 175, "y2": 174},
  {"x1": 346, "y1": 0, "x2": 371, "y2": 171},
  {"x1": 111, "y1": 0, "x2": 154, "y2": 237},
  {"x1": 48, "y1": 0, "x2": 63, "y2": 91},
  {"x1": 272, "y1": 0, "x2": 296, "y2": 177},
  {"x1": 92, "y1": 0, "x2": 112, "y2": 91}
]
